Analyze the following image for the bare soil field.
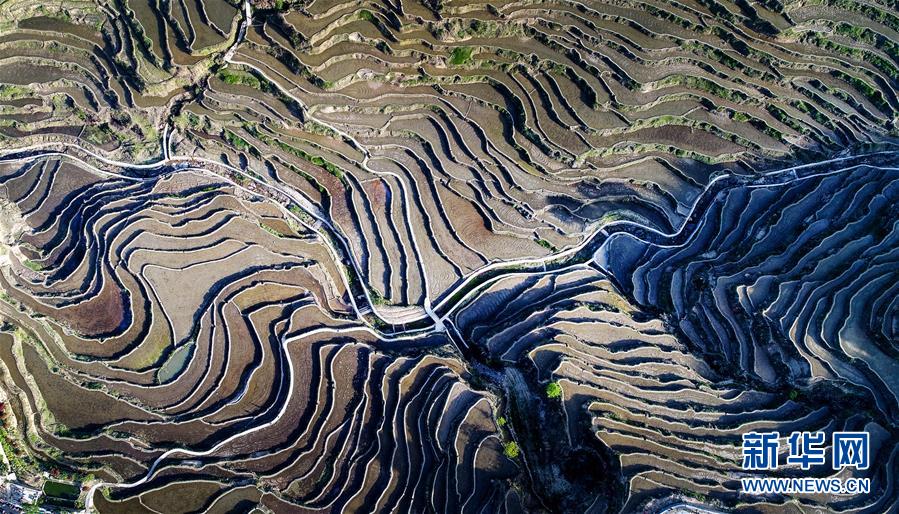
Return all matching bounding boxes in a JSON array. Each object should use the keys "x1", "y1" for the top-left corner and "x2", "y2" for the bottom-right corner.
[{"x1": 0, "y1": 0, "x2": 896, "y2": 512}]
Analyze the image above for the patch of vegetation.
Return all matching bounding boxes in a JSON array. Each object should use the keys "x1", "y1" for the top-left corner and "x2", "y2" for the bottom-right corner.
[
  {"x1": 545, "y1": 381, "x2": 563, "y2": 399},
  {"x1": 731, "y1": 110, "x2": 751, "y2": 123},
  {"x1": 536, "y1": 238, "x2": 557, "y2": 252},
  {"x1": 242, "y1": 124, "x2": 347, "y2": 185},
  {"x1": 277, "y1": 142, "x2": 346, "y2": 184},
  {"x1": 223, "y1": 129, "x2": 259, "y2": 157},
  {"x1": 830, "y1": 70, "x2": 892, "y2": 115},
  {"x1": 368, "y1": 287, "x2": 389, "y2": 305},
  {"x1": 449, "y1": 46, "x2": 474, "y2": 66},
  {"x1": 288, "y1": 204, "x2": 315, "y2": 225},
  {"x1": 259, "y1": 223, "x2": 286, "y2": 238},
  {"x1": 43, "y1": 480, "x2": 80, "y2": 501},
  {"x1": 0, "y1": 427, "x2": 35, "y2": 476},
  {"x1": 502, "y1": 441, "x2": 520, "y2": 459},
  {"x1": 0, "y1": 85, "x2": 31, "y2": 99},
  {"x1": 23, "y1": 260, "x2": 44, "y2": 272},
  {"x1": 218, "y1": 69, "x2": 263, "y2": 90},
  {"x1": 657, "y1": 74, "x2": 749, "y2": 103},
  {"x1": 84, "y1": 124, "x2": 114, "y2": 145},
  {"x1": 303, "y1": 120, "x2": 338, "y2": 138},
  {"x1": 174, "y1": 112, "x2": 202, "y2": 130},
  {"x1": 681, "y1": 489, "x2": 708, "y2": 502}
]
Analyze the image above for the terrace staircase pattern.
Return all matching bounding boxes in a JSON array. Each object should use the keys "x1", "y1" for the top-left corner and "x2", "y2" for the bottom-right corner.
[{"x1": 0, "y1": 0, "x2": 896, "y2": 512}]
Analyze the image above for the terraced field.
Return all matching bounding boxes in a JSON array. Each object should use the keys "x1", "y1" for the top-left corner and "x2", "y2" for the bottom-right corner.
[{"x1": 0, "y1": 0, "x2": 897, "y2": 512}]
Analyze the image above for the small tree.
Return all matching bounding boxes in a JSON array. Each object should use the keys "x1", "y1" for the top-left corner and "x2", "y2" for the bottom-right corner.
[
  {"x1": 545, "y1": 381, "x2": 563, "y2": 399},
  {"x1": 503, "y1": 442, "x2": 520, "y2": 459}
]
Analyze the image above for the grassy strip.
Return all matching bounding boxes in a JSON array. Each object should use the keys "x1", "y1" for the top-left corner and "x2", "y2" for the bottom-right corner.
[{"x1": 244, "y1": 124, "x2": 348, "y2": 186}]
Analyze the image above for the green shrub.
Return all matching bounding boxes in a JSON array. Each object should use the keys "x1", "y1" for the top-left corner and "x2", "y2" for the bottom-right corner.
[
  {"x1": 503, "y1": 441, "x2": 520, "y2": 459},
  {"x1": 545, "y1": 381, "x2": 563, "y2": 399}
]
